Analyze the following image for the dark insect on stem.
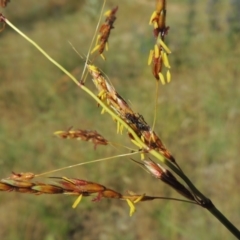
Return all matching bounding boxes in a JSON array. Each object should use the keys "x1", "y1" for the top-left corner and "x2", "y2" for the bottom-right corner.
[{"x1": 125, "y1": 113, "x2": 150, "y2": 131}]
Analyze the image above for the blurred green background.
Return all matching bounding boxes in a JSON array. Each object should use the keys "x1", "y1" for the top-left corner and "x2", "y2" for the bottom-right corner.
[{"x1": 0, "y1": 0, "x2": 240, "y2": 239}]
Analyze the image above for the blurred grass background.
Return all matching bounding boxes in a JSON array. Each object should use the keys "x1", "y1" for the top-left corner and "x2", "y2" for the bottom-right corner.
[{"x1": 0, "y1": 0, "x2": 240, "y2": 239}]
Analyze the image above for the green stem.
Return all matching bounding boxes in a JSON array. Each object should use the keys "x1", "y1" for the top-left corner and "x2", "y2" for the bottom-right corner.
[{"x1": 208, "y1": 203, "x2": 240, "y2": 239}]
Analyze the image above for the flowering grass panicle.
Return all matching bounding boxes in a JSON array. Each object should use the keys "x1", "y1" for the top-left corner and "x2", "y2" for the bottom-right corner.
[{"x1": 0, "y1": 1, "x2": 240, "y2": 238}]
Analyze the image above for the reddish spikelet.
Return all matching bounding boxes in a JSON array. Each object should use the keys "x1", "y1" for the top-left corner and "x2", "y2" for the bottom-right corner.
[
  {"x1": 148, "y1": 44, "x2": 163, "y2": 81},
  {"x1": 143, "y1": 160, "x2": 195, "y2": 201},
  {"x1": 143, "y1": 159, "x2": 164, "y2": 178},
  {"x1": 0, "y1": 182, "x2": 14, "y2": 191},
  {"x1": 15, "y1": 187, "x2": 38, "y2": 194},
  {"x1": 101, "y1": 188, "x2": 122, "y2": 199},
  {"x1": 57, "y1": 178, "x2": 106, "y2": 194},
  {"x1": 32, "y1": 184, "x2": 64, "y2": 194},
  {"x1": 58, "y1": 178, "x2": 123, "y2": 201},
  {"x1": 9, "y1": 172, "x2": 35, "y2": 180},
  {"x1": 148, "y1": 1, "x2": 171, "y2": 83},
  {"x1": 142, "y1": 130, "x2": 176, "y2": 163},
  {"x1": 91, "y1": 6, "x2": 118, "y2": 58},
  {"x1": 88, "y1": 64, "x2": 176, "y2": 162},
  {"x1": 87, "y1": 64, "x2": 136, "y2": 119},
  {"x1": 1, "y1": 179, "x2": 35, "y2": 188},
  {"x1": 0, "y1": 179, "x2": 38, "y2": 194},
  {"x1": 1, "y1": 174, "x2": 193, "y2": 216},
  {"x1": 54, "y1": 128, "x2": 108, "y2": 149},
  {"x1": 149, "y1": 0, "x2": 169, "y2": 38}
]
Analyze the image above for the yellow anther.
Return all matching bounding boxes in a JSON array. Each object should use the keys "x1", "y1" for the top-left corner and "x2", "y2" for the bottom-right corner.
[
  {"x1": 149, "y1": 11, "x2": 157, "y2": 24},
  {"x1": 104, "y1": 9, "x2": 112, "y2": 17},
  {"x1": 91, "y1": 44, "x2": 100, "y2": 54},
  {"x1": 153, "y1": 21, "x2": 158, "y2": 29},
  {"x1": 54, "y1": 131, "x2": 64, "y2": 136},
  {"x1": 100, "y1": 54, "x2": 106, "y2": 60},
  {"x1": 126, "y1": 199, "x2": 136, "y2": 217},
  {"x1": 87, "y1": 64, "x2": 98, "y2": 72},
  {"x1": 133, "y1": 194, "x2": 145, "y2": 203},
  {"x1": 167, "y1": 70, "x2": 171, "y2": 83},
  {"x1": 72, "y1": 194, "x2": 83, "y2": 208},
  {"x1": 154, "y1": 44, "x2": 160, "y2": 58},
  {"x1": 162, "y1": 52, "x2": 171, "y2": 68},
  {"x1": 148, "y1": 50, "x2": 154, "y2": 65},
  {"x1": 95, "y1": 34, "x2": 101, "y2": 46},
  {"x1": 98, "y1": 90, "x2": 106, "y2": 100},
  {"x1": 159, "y1": 72, "x2": 166, "y2": 85},
  {"x1": 158, "y1": 38, "x2": 171, "y2": 54}
]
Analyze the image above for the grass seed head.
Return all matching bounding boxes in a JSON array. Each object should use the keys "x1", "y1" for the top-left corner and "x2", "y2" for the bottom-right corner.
[
  {"x1": 32, "y1": 184, "x2": 64, "y2": 194},
  {"x1": 150, "y1": 0, "x2": 168, "y2": 38},
  {"x1": 9, "y1": 172, "x2": 35, "y2": 181},
  {"x1": 91, "y1": 6, "x2": 118, "y2": 58},
  {"x1": 54, "y1": 128, "x2": 108, "y2": 149}
]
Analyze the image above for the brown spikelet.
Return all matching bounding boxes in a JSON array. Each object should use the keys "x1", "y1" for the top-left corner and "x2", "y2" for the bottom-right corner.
[
  {"x1": 0, "y1": 179, "x2": 38, "y2": 194},
  {"x1": 1, "y1": 179, "x2": 35, "y2": 188},
  {"x1": 56, "y1": 177, "x2": 106, "y2": 194},
  {"x1": 91, "y1": 6, "x2": 118, "y2": 59},
  {"x1": 54, "y1": 128, "x2": 108, "y2": 149},
  {"x1": 88, "y1": 63, "x2": 176, "y2": 163},
  {"x1": 87, "y1": 64, "x2": 135, "y2": 119},
  {"x1": 1, "y1": 173, "x2": 195, "y2": 217},
  {"x1": 142, "y1": 130, "x2": 176, "y2": 163},
  {"x1": 143, "y1": 160, "x2": 195, "y2": 201},
  {"x1": 32, "y1": 184, "x2": 64, "y2": 194},
  {"x1": 9, "y1": 172, "x2": 35, "y2": 180},
  {"x1": 148, "y1": 1, "x2": 171, "y2": 83},
  {"x1": 148, "y1": 44, "x2": 163, "y2": 80},
  {"x1": 149, "y1": 0, "x2": 169, "y2": 38},
  {"x1": 0, "y1": 174, "x2": 144, "y2": 201},
  {"x1": 0, "y1": 182, "x2": 13, "y2": 191},
  {"x1": 101, "y1": 188, "x2": 122, "y2": 199}
]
